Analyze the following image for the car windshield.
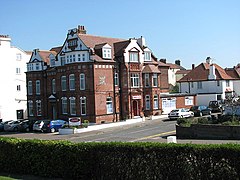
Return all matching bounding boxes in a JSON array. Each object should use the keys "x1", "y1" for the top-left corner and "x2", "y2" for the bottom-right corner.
[{"x1": 171, "y1": 109, "x2": 179, "y2": 112}]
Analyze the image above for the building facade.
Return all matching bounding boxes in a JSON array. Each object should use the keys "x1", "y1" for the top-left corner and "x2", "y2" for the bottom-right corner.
[
  {"x1": 0, "y1": 35, "x2": 31, "y2": 121},
  {"x1": 26, "y1": 25, "x2": 171, "y2": 124}
]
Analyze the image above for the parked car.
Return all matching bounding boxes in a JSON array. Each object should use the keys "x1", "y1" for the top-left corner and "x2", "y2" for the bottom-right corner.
[
  {"x1": 168, "y1": 108, "x2": 194, "y2": 120},
  {"x1": 42, "y1": 119, "x2": 68, "y2": 133},
  {"x1": 0, "y1": 120, "x2": 13, "y2": 131},
  {"x1": 209, "y1": 100, "x2": 224, "y2": 113},
  {"x1": 190, "y1": 105, "x2": 212, "y2": 116},
  {"x1": 19, "y1": 120, "x2": 32, "y2": 132},
  {"x1": 33, "y1": 120, "x2": 48, "y2": 132},
  {"x1": 4, "y1": 120, "x2": 23, "y2": 132}
]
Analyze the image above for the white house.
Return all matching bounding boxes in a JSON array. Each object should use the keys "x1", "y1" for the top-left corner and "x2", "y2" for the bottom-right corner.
[
  {"x1": 178, "y1": 57, "x2": 236, "y2": 106},
  {"x1": 0, "y1": 35, "x2": 31, "y2": 121}
]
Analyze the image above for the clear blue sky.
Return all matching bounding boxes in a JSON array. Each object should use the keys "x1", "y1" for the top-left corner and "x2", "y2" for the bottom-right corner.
[{"x1": 1, "y1": 0, "x2": 239, "y2": 69}]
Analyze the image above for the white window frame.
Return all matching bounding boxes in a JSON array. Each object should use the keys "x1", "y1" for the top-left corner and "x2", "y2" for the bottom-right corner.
[
  {"x1": 103, "y1": 48, "x2": 111, "y2": 59},
  {"x1": 152, "y1": 74, "x2": 158, "y2": 87},
  {"x1": 106, "y1": 97, "x2": 113, "y2": 114},
  {"x1": 226, "y1": 80, "x2": 230, "y2": 87},
  {"x1": 28, "y1": 81, "x2": 32, "y2": 95},
  {"x1": 69, "y1": 74, "x2": 75, "y2": 91},
  {"x1": 145, "y1": 95, "x2": 150, "y2": 110},
  {"x1": 61, "y1": 97, "x2": 67, "y2": 114},
  {"x1": 153, "y1": 95, "x2": 159, "y2": 109},
  {"x1": 145, "y1": 74, "x2": 150, "y2": 87},
  {"x1": 36, "y1": 100, "x2": 42, "y2": 116},
  {"x1": 52, "y1": 79, "x2": 56, "y2": 94},
  {"x1": 69, "y1": 97, "x2": 76, "y2": 115},
  {"x1": 144, "y1": 52, "x2": 151, "y2": 61},
  {"x1": 80, "y1": 73, "x2": 85, "y2": 90},
  {"x1": 130, "y1": 73, "x2": 140, "y2": 88},
  {"x1": 36, "y1": 80, "x2": 40, "y2": 95},
  {"x1": 80, "y1": 97, "x2": 86, "y2": 115},
  {"x1": 114, "y1": 73, "x2": 119, "y2": 86},
  {"x1": 61, "y1": 76, "x2": 67, "y2": 91},
  {"x1": 28, "y1": 100, "x2": 33, "y2": 116},
  {"x1": 129, "y1": 52, "x2": 139, "y2": 62}
]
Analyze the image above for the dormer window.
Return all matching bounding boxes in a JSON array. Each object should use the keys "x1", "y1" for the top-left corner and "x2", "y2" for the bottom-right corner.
[
  {"x1": 129, "y1": 52, "x2": 139, "y2": 62},
  {"x1": 68, "y1": 38, "x2": 78, "y2": 50},
  {"x1": 144, "y1": 52, "x2": 151, "y2": 61},
  {"x1": 50, "y1": 58, "x2": 55, "y2": 67},
  {"x1": 103, "y1": 48, "x2": 111, "y2": 59}
]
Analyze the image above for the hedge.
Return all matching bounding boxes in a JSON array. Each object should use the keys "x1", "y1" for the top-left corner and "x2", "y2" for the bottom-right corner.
[{"x1": 0, "y1": 137, "x2": 240, "y2": 179}]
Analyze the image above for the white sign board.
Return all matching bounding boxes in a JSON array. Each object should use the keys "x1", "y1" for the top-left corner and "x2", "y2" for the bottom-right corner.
[{"x1": 69, "y1": 117, "x2": 81, "y2": 126}]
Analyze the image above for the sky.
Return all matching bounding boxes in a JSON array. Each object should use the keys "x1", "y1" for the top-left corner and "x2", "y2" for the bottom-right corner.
[{"x1": 0, "y1": 0, "x2": 239, "y2": 69}]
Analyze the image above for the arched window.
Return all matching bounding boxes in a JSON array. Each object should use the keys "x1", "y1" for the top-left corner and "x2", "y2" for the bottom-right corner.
[{"x1": 80, "y1": 73, "x2": 85, "y2": 90}]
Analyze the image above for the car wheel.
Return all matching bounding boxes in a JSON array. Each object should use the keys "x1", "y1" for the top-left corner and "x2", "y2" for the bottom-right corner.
[
  {"x1": 50, "y1": 128, "x2": 55, "y2": 133},
  {"x1": 25, "y1": 128, "x2": 30, "y2": 132},
  {"x1": 13, "y1": 127, "x2": 18, "y2": 132}
]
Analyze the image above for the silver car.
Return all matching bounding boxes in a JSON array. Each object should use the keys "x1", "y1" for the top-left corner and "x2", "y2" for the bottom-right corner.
[
  {"x1": 33, "y1": 120, "x2": 47, "y2": 132},
  {"x1": 4, "y1": 120, "x2": 22, "y2": 131}
]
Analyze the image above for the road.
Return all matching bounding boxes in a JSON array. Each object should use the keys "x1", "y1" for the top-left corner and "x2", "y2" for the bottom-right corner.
[{"x1": 1, "y1": 116, "x2": 240, "y2": 144}]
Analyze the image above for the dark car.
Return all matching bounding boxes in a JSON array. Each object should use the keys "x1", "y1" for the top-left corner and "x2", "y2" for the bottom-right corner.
[
  {"x1": 209, "y1": 100, "x2": 224, "y2": 113},
  {"x1": 19, "y1": 120, "x2": 32, "y2": 132},
  {"x1": 42, "y1": 120, "x2": 68, "y2": 133},
  {"x1": 190, "y1": 105, "x2": 212, "y2": 116}
]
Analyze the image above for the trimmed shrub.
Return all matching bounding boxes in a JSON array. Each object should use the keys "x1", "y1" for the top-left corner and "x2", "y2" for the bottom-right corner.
[{"x1": 1, "y1": 138, "x2": 240, "y2": 179}]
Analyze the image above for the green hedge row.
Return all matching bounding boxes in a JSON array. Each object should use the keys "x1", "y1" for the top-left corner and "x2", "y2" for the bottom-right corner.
[{"x1": 1, "y1": 137, "x2": 240, "y2": 179}]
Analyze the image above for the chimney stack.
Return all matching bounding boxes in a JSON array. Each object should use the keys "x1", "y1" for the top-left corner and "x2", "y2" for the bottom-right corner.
[
  {"x1": 160, "y1": 59, "x2": 166, "y2": 64},
  {"x1": 206, "y1": 57, "x2": 212, "y2": 64},
  {"x1": 78, "y1": 25, "x2": 86, "y2": 34},
  {"x1": 175, "y1": 60, "x2": 181, "y2": 66},
  {"x1": 192, "y1": 64, "x2": 195, "y2": 69}
]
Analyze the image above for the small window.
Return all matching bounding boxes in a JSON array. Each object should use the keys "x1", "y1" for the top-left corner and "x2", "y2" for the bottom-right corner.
[
  {"x1": 106, "y1": 97, "x2": 113, "y2": 114},
  {"x1": 144, "y1": 52, "x2": 151, "y2": 61},
  {"x1": 36, "y1": 80, "x2": 40, "y2": 95},
  {"x1": 17, "y1": 85, "x2": 21, "y2": 91},
  {"x1": 28, "y1": 81, "x2": 32, "y2": 95},
  {"x1": 70, "y1": 97, "x2": 76, "y2": 115},
  {"x1": 145, "y1": 74, "x2": 150, "y2": 87},
  {"x1": 61, "y1": 76, "x2": 67, "y2": 91},
  {"x1": 61, "y1": 97, "x2": 67, "y2": 114},
  {"x1": 145, "y1": 95, "x2": 150, "y2": 110},
  {"x1": 52, "y1": 79, "x2": 56, "y2": 94},
  {"x1": 36, "y1": 100, "x2": 42, "y2": 116},
  {"x1": 114, "y1": 73, "x2": 119, "y2": 86},
  {"x1": 16, "y1": 68, "x2": 21, "y2": 74},
  {"x1": 217, "y1": 81, "x2": 220, "y2": 86},
  {"x1": 16, "y1": 53, "x2": 22, "y2": 61},
  {"x1": 153, "y1": 95, "x2": 158, "y2": 109},
  {"x1": 80, "y1": 73, "x2": 85, "y2": 90},
  {"x1": 69, "y1": 74, "x2": 75, "y2": 91},
  {"x1": 152, "y1": 74, "x2": 158, "y2": 87},
  {"x1": 226, "y1": 80, "x2": 230, "y2": 87},
  {"x1": 28, "y1": 101, "x2": 33, "y2": 116},
  {"x1": 80, "y1": 97, "x2": 87, "y2": 115},
  {"x1": 197, "y1": 82, "x2": 202, "y2": 89},
  {"x1": 103, "y1": 48, "x2": 111, "y2": 59}
]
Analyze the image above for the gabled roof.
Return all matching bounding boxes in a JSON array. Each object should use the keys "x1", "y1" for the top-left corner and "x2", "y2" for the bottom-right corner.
[
  {"x1": 225, "y1": 66, "x2": 240, "y2": 79},
  {"x1": 158, "y1": 61, "x2": 170, "y2": 67},
  {"x1": 114, "y1": 40, "x2": 130, "y2": 57},
  {"x1": 166, "y1": 63, "x2": 186, "y2": 70},
  {"x1": 178, "y1": 63, "x2": 234, "y2": 82},
  {"x1": 50, "y1": 46, "x2": 62, "y2": 54},
  {"x1": 30, "y1": 50, "x2": 56, "y2": 64},
  {"x1": 142, "y1": 64, "x2": 161, "y2": 73},
  {"x1": 176, "y1": 69, "x2": 191, "y2": 75}
]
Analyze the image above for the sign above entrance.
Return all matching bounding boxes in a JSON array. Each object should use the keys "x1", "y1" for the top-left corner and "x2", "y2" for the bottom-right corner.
[{"x1": 132, "y1": 95, "x2": 141, "y2": 99}]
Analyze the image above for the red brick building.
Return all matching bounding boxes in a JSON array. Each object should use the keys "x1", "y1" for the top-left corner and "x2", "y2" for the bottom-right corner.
[{"x1": 26, "y1": 25, "x2": 171, "y2": 124}]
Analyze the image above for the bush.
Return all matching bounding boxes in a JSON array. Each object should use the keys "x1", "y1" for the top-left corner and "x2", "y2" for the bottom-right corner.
[
  {"x1": 1, "y1": 138, "x2": 240, "y2": 179},
  {"x1": 197, "y1": 117, "x2": 209, "y2": 124}
]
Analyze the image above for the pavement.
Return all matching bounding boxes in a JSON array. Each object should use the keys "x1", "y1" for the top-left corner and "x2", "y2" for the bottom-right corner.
[{"x1": 61, "y1": 114, "x2": 169, "y2": 134}]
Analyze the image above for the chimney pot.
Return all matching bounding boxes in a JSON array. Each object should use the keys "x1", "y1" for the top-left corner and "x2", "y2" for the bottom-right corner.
[
  {"x1": 175, "y1": 60, "x2": 180, "y2": 66},
  {"x1": 192, "y1": 64, "x2": 195, "y2": 69}
]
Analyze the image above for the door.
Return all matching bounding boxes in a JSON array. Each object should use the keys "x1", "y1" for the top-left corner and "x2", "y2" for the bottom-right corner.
[
  {"x1": 16, "y1": 110, "x2": 24, "y2": 119},
  {"x1": 133, "y1": 100, "x2": 138, "y2": 116}
]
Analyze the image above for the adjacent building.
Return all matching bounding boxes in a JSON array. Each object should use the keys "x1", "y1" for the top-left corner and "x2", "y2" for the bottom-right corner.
[
  {"x1": 178, "y1": 57, "x2": 236, "y2": 105},
  {"x1": 26, "y1": 25, "x2": 172, "y2": 124},
  {"x1": 0, "y1": 35, "x2": 31, "y2": 121}
]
